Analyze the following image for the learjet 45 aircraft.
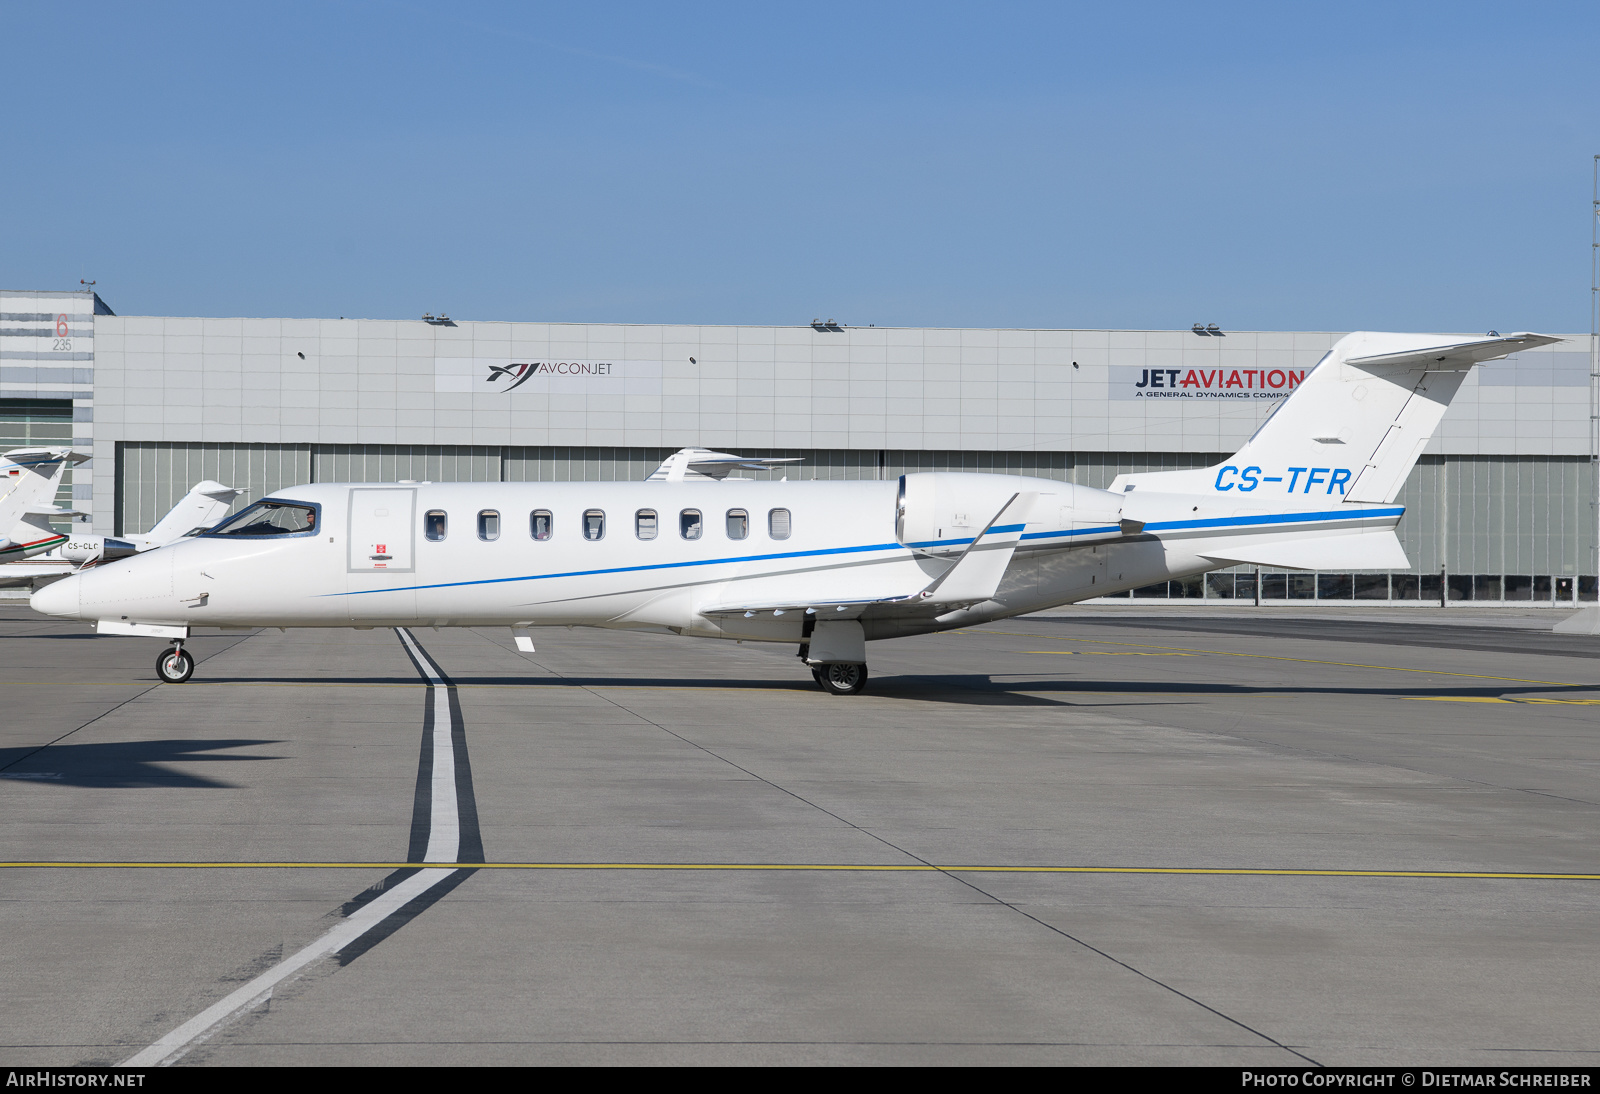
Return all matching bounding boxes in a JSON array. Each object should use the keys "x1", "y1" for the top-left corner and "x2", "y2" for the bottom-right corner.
[{"x1": 29, "y1": 331, "x2": 1560, "y2": 690}]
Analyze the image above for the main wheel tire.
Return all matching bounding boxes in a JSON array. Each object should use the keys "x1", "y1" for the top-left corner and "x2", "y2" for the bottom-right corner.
[
  {"x1": 156, "y1": 647, "x2": 195, "y2": 683},
  {"x1": 815, "y1": 662, "x2": 868, "y2": 696}
]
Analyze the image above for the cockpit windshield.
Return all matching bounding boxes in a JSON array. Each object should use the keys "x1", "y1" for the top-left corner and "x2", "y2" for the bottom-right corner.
[{"x1": 205, "y1": 500, "x2": 318, "y2": 537}]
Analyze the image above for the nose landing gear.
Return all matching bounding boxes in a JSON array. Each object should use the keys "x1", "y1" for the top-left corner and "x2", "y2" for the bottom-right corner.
[
  {"x1": 812, "y1": 662, "x2": 868, "y2": 695},
  {"x1": 156, "y1": 643, "x2": 195, "y2": 684}
]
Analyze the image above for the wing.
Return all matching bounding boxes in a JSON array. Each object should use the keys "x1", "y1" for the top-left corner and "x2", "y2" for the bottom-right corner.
[{"x1": 698, "y1": 492, "x2": 1037, "y2": 619}]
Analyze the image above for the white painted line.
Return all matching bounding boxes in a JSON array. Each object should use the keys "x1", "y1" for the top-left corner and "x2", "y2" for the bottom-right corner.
[
  {"x1": 122, "y1": 628, "x2": 464, "y2": 1066},
  {"x1": 121, "y1": 867, "x2": 455, "y2": 1066},
  {"x1": 397, "y1": 628, "x2": 460, "y2": 864}
]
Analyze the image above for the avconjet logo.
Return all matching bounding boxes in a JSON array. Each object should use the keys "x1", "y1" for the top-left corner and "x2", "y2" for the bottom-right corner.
[
  {"x1": 487, "y1": 361, "x2": 615, "y2": 393},
  {"x1": 1134, "y1": 367, "x2": 1306, "y2": 399}
]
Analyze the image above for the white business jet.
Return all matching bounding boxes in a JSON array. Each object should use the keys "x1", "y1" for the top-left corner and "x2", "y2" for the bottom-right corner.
[
  {"x1": 0, "y1": 448, "x2": 91, "y2": 564},
  {"x1": 29, "y1": 331, "x2": 1559, "y2": 690},
  {"x1": 0, "y1": 480, "x2": 244, "y2": 589}
]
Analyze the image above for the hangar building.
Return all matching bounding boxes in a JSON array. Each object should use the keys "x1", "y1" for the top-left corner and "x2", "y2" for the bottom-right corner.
[{"x1": 3, "y1": 286, "x2": 1594, "y2": 604}]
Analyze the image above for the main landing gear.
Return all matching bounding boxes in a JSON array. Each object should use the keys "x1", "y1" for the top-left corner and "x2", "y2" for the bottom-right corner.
[
  {"x1": 812, "y1": 662, "x2": 868, "y2": 696},
  {"x1": 156, "y1": 643, "x2": 194, "y2": 684}
]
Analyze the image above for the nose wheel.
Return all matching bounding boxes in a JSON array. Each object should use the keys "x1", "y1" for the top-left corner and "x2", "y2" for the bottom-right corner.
[
  {"x1": 812, "y1": 662, "x2": 868, "y2": 695},
  {"x1": 156, "y1": 645, "x2": 195, "y2": 684}
]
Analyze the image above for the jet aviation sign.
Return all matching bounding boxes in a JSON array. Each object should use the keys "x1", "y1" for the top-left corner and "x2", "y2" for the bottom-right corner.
[
  {"x1": 434, "y1": 358, "x2": 664, "y2": 395},
  {"x1": 1113, "y1": 366, "x2": 1307, "y2": 400}
]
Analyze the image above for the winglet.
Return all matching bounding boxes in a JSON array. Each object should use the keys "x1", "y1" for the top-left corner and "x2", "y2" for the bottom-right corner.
[{"x1": 916, "y1": 492, "x2": 1036, "y2": 607}]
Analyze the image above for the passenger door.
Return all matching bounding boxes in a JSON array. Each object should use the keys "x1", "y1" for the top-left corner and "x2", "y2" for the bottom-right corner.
[{"x1": 346, "y1": 488, "x2": 417, "y2": 619}]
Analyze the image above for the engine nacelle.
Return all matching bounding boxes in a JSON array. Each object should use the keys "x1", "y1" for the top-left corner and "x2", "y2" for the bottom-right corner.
[
  {"x1": 896, "y1": 472, "x2": 1127, "y2": 553},
  {"x1": 59, "y1": 535, "x2": 139, "y2": 564}
]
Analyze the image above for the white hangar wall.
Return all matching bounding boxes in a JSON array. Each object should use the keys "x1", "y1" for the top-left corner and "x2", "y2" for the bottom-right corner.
[{"x1": 58, "y1": 313, "x2": 1600, "y2": 601}]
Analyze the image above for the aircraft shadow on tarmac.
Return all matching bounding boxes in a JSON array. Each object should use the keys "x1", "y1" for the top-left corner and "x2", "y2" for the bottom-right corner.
[
  {"x1": 0, "y1": 738, "x2": 281, "y2": 788},
  {"x1": 176, "y1": 672, "x2": 1599, "y2": 709},
  {"x1": 863, "y1": 675, "x2": 1600, "y2": 707}
]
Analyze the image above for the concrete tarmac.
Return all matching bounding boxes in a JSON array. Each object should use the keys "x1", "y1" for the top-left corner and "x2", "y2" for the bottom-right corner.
[{"x1": 2, "y1": 604, "x2": 1599, "y2": 1066}]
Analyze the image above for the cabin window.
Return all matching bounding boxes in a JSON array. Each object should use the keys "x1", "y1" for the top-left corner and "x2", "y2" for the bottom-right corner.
[
  {"x1": 583, "y1": 509, "x2": 606, "y2": 541},
  {"x1": 680, "y1": 509, "x2": 702, "y2": 540},
  {"x1": 531, "y1": 510, "x2": 553, "y2": 540},
  {"x1": 768, "y1": 508, "x2": 791, "y2": 539},
  {"x1": 424, "y1": 510, "x2": 447, "y2": 541},
  {"x1": 726, "y1": 509, "x2": 749, "y2": 540},
  {"x1": 636, "y1": 509, "x2": 658, "y2": 540},
  {"x1": 478, "y1": 510, "x2": 500, "y2": 541}
]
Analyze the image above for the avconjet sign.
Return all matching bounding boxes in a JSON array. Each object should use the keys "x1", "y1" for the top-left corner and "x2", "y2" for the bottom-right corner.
[{"x1": 1134, "y1": 367, "x2": 1306, "y2": 399}]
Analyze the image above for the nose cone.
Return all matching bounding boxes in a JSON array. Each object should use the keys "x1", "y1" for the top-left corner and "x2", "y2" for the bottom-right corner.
[{"x1": 31, "y1": 574, "x2": 82, "y2": 618}]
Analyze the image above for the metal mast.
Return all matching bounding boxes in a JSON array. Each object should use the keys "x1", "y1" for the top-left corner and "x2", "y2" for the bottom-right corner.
[{"x1": 1592, "y1": 156, "x2": 1599, "y2": 592}]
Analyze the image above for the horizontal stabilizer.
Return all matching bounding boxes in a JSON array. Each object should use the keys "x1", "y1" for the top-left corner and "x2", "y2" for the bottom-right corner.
[
  {"x1": 646, "y1": 448, "x2": 803, "y2": 482},
  {"x1": 1, "y1": 447, "x2": 91, "y2": 466},
  {"x1": 1345, "y1": 332, "x2": 1562, "y2": 370},
  {"x1": 1201, "y1": 532, "x2": 1410, "y2": 572}
]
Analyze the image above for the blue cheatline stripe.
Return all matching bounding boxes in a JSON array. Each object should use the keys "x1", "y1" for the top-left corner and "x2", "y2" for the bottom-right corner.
[
  {"x1": 329, "y1": 539, "x2": 909, "y2": 597},
  {"x1": 1142, "y1": 506, "x2": 1403, "y2": 533},
  {"x1": 327, "y1": 506, "x2": 1404, "y2": 599},
  {"x1": 1021, "y1": 525, "x2": 1120, "y2": 542}
]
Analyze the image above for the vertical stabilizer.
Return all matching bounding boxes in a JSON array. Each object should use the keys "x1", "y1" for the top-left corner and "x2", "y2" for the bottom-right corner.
[
  {"x1": 141, "y1": 481, "x2": 245, "y2": 544},
  {"x1": 1110, "y1": 331, "x2": 1562, "y2": 503},
  {"x1": 0, "y1": 449, "x2": 85, "y2": 547}
]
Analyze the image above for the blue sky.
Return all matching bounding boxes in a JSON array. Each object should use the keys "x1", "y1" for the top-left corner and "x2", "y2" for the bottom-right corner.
[{"x1": 5, "y1": 1, "x2": 1598, "y2": 332}]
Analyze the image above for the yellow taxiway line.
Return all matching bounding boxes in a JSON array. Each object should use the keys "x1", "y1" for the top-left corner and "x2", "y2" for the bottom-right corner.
[{"x1": 2, "y1": 861, "x2": 1598, "y2": 880}]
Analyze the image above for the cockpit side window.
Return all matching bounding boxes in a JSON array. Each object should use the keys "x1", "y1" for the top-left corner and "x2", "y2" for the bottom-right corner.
[{"x1": 206, "y1": 501, "x2": 318, "y2": 538}]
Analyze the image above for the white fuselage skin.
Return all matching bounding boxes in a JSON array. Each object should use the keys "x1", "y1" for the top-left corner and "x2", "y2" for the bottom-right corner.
[{"x1": 30, "y1": 474, "x2": 1401, "y2": 644}]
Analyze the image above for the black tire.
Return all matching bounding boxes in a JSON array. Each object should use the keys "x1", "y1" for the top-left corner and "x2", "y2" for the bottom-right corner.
[
  {"x1": 815, "y1": 662, "x2": 868, "y2": 695},
  {"x1": 156, "y1": 647, "x2": 195, "y2": 684}
]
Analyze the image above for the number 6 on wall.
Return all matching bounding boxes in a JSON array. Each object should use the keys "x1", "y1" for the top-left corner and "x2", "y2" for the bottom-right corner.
[{"x1": 56, "y1": 315, "x2": 68, "y2": 337}]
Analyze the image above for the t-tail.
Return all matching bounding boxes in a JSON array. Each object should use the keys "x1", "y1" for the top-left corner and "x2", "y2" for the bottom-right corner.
[
  {"x1": 1109, "y1": 331, "x2": 1562, "y2": 571},
  {"x1": 0, "y1": 448, "x2": 91, "y2": 560}
]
